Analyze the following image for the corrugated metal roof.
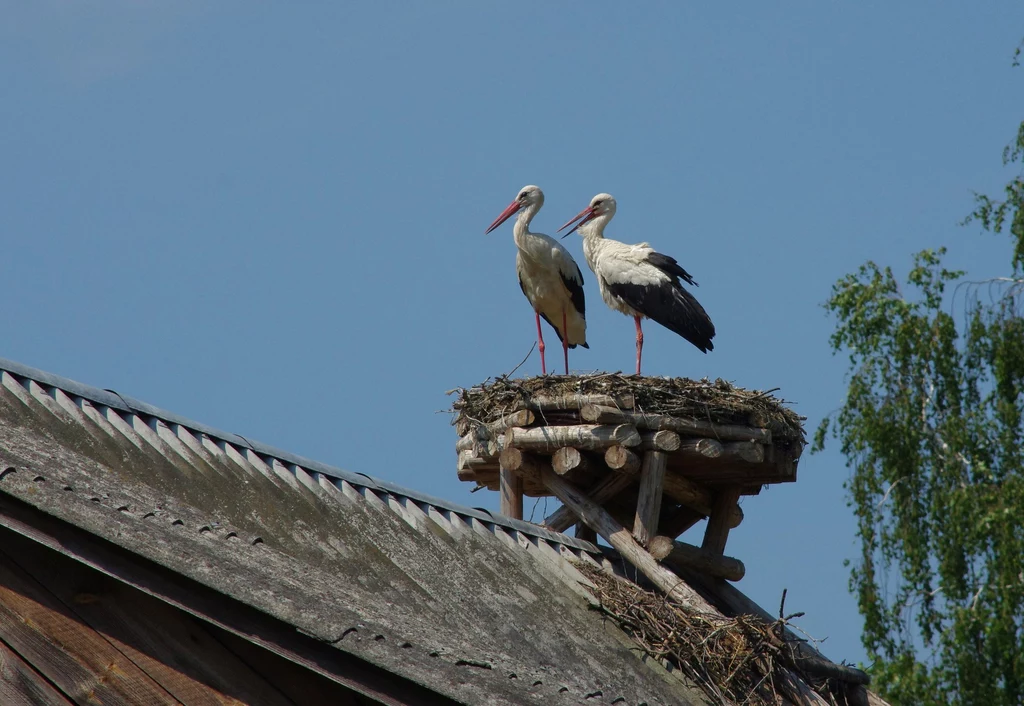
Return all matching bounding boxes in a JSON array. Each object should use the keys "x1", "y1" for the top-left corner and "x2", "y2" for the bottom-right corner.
[{"x1": 0, "y1": 356, "x2": 710, "y2": 705}]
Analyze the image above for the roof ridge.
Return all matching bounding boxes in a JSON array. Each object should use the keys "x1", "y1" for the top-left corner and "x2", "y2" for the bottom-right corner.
[{"x1": 0, "y1": 355, "x2": 597, "y2": 554}]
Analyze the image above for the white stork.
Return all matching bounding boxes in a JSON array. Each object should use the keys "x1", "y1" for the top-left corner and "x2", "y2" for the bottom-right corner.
[
  {"x1": 485, "y1": 185, "x2": 588, "y2": 375},
  {"x1": 558, "y1": 193, "x2": 714, "y2": 375}
]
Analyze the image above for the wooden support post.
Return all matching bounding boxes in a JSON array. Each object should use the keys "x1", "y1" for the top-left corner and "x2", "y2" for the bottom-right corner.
[
  {"x1": 543, "y1": 463, "x2": 640, "y2": 533},
  {"x1": 632, "y1": 451, "x2": 667, "y2": 547},
  {"x1": 604, "y1": 445, "x2": 640, "y2": 473},
  {"x1": 701, "y1": 486, "x2": 742, "y2": 556},
  {"x1": 649, "y1": 535, "x2": 745, "y2": 581},
  {"x1": 520, "y1": 460, "x2": 715, "y2": 610},
  {"x1": 499, "y1": 455, "x2": 524, "y2": 520}
]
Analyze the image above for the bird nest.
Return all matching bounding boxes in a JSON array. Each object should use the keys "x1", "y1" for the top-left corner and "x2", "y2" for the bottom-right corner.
[
  {"x1": 450, "y1": 373, "x2": 805, "y2": 443},
  {"x1": 576, "y1": 563, "x2": 842, "y2": 706}
]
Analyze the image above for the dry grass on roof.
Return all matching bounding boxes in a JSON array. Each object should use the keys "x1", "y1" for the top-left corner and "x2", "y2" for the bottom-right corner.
[
  {"x1": 576, "y1": 562, "x2": 839, "y2": 706},
  {"x1": 449, "y1": 373, "x2": 805, "y2": 443}
]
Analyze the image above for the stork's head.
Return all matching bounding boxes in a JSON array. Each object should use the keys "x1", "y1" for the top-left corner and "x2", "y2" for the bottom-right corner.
[
  {"x1": 485, "y1": 185, "x2": 544, "y2": 234},
  {"x1": 558, "y1": 193, "x2": 617, "y2": 237}
]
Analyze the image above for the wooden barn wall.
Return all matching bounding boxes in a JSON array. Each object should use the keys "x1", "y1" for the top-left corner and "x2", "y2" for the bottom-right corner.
[{"x1": 0, "y1": 528, "x2": 369, "y2": 706}]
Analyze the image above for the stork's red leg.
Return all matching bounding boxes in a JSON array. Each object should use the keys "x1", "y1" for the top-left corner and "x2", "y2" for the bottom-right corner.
[
  {"x1": 634, "y1": 316, "x2": 644, "y2": 376},
  {"x1": 535, "y1": 312, "x2": 547, "y2": 375},
  {"x1": 562, "y1": 310, "x2": 570, "y2": 375}
]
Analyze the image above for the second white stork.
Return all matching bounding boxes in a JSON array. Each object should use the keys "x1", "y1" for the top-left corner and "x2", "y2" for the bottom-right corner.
[
  {"x1": 558, "y1": 193, "x2": 714, "y2": 375},
  {"x1": 485, "y1": 185, "x2": 588, "y2": 375}
]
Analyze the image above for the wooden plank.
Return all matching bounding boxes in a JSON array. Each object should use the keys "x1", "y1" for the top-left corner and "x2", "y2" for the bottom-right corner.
[
  {"x1": 506, "y1": 424, "x2": 640, "y2": 452},
  {"x1": 701, "y1": 486, "x2": 742, "y2": 556},
  {"x1": 0, "y1": 640, "x2": 74, "y2": 706},
  {"x1": 0, "y1": 500, "x2": 459, "y2": 706},
  {"x1": 212, "y1": 630, "x2": 361, "y2": 706},
  {"x1": 498, "y1": 465, "x2": 523, "y2": 520},
  {"x1": 513, "y1": 454, "x2": 715, "y2": 611},
  {"x1": 648, "y1": 535, "x2": 745, "y2": 581},
  {"x1": 1, "y1": 532, "x2": 295, "y2": 706},
  {"x1": 541, "y1": 463, "x2": 640, "y2": 533},
  {"x1": 0, "y1": 549, "x2": 181, "y2": 706},
  {"x1": 632, "y1": 451, "x2": 667, "y2": 547}
]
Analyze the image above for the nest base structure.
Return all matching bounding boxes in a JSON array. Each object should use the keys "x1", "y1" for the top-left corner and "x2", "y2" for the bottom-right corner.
[{"x1": 452, "y1": 374, "x2": 806, "y2": 584}]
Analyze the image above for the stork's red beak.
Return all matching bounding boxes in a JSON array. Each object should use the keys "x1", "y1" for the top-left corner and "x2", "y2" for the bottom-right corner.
[
  {"x1": 558, "y1": 206, "x2": 596, "y2": 238},
  {"x1": 485, "y1": 200, "x2": 522, "y2": 234}
]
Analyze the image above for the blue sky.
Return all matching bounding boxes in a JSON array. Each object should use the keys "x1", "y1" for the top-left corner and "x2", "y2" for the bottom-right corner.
[{"x1": 3, "y1": 2, "x2": 1023, "y2": 668}]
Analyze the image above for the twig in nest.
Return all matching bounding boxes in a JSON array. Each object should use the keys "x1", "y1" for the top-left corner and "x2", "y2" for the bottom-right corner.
[{"x1": 504, "y1": 342, "x2": 536, "y2": 378}]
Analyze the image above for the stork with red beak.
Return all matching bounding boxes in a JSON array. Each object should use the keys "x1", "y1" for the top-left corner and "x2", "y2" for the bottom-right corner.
[
  {"x1": 559, "y1": 193, "x2": 714, "y2": 375},
  {"x1": 485, "y1": 185, "x2": 588, "y2": 375}
]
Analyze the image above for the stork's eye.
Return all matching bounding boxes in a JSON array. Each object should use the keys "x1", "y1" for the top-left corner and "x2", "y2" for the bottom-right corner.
[{"x1": 594, "y1": 200, "x2": 603, "y2": 207}]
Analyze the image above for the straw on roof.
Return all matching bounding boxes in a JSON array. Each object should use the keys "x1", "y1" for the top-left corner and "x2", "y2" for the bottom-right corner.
[{"x1": 576, "y1": 562, "x2": 840, "y2": 706}]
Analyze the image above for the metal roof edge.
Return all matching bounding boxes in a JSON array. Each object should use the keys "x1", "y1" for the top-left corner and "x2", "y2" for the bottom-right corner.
[{"x1": 0, "y1": 356, "x2": 598, "y2": 554}]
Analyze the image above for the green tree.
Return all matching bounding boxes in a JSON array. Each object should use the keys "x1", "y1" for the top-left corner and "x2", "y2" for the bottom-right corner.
[{"x1": 814, "y1": 57, "x2": 1024, "y2": 705}]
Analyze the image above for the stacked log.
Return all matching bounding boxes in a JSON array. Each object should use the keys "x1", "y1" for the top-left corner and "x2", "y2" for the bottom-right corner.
[
  {"x1": 457, "y1": 392, "x2": 797, "y2": 496},
  {"x1": 454, "y1": 387, "x2": 803, "y2": 584}
]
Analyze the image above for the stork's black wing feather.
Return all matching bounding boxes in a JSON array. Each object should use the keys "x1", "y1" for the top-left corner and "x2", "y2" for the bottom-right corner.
[
  {"x1": 561, "y1": 261, "x2": 586, "y2": 320},
  {"x1": 518, "y1": 272, "x2": 583, "y2": 349},
  {"x1": 646, "y1": 252, "x2": 698, "y2": 287},
  {"x1": 607, "y1": 279, "x2": 715, "y2": 353}
]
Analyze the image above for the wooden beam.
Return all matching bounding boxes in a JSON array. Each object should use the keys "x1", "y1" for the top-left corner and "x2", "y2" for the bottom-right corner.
[
  {"x1": 506, "y1": 424, "x2": 640, "y2": 452},
  {"x1": 524, "y1": 392, "x2": 634, "y2": 413},
  {"x1": 455, "y1": 409, "x2": 535, "y2": 438},
  {"x1": 516, "y1": 457, "x2": 716, "y2": 610},
  {"x1": 722, "y1": 441, "x2": 764, "y2": 464},
  {"x1": 648, "y1": 535, "x2": 745, "y2": 581},
  {"x1": 632, "y1": 451, "x2": 667, "y2": 547},
  {"x1": 542, "y1": 470, "x2": 639, "y2": 533},
  {"x1": 579, "y1": 405, "x2": 771, "y2": 443},
  {"x1": 702, "y1": 486, "x2": 742, "y2": 556},
  {"x1": 604, "y1": 445, "x2": 640, "y2": 473},
  {"x1": 658, "y1": 506, "x2": 705, "y2": 538},
  {"x1": 677, "y1": 437, "x2": 723, "y2": 459},
  {"x1": 574, "y1": 524, "x2": 597, "y2": 543},
  {"x1": 551, "y1": 447, "x2": 593, "y2": 476},
  {"x1": 639, "y1": 430, "x2": 680, "y2": 452},
  {"x1": 661, "y1": 472, "x2": 713, "y2": 513}
]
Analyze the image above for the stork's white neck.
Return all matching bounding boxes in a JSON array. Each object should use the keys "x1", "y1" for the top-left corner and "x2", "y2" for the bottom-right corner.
[
  {"x1": 512, "y1": 201, "x2": 543, "y2": 243},
  {"x1": 579, "y1": 212, "x2": 613, "y2": 239}
]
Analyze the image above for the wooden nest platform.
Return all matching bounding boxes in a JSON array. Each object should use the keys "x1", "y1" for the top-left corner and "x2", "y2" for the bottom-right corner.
[{"x1": 451, "y1": 373, "x2": 806, "y2": 586}]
